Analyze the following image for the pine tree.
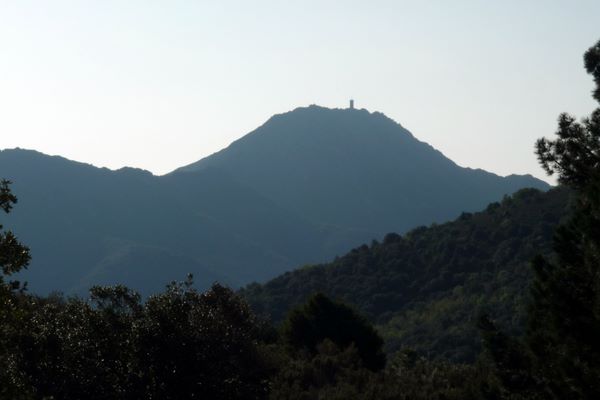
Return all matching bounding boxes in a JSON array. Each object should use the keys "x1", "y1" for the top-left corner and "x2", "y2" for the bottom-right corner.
[{"x1": 526, "y1": 39, "x2": 600, "y2": 399}]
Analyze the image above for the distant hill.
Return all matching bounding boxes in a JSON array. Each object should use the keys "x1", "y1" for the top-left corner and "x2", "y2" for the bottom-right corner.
[
  {"x1": 1, "y1": 105, "x2": 550, "y2": 294},
  {"x1": 1, "y1": 149, "x2": 333, "y2": 294},
  {"x1": 241, "y1": 187, "x2": 571, "y2": 362}
]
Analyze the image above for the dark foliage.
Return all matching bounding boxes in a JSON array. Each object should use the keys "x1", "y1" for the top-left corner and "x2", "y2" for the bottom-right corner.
[
  {"x1": 0, "y1": 181, "x2": 32, "y2": 399},
  {"x1": 269, "y1": 342, "x2": 499, "y2": 400},
  {"x1": 0, "y1": 180, "x2": 30, "y2": 286},
  {"x1": 476, "y1": 38, "x2": 600, "y2": 399},
  {"x1": 1, "y1": 277, "x2": 501, "y2": 400},
  {"x1": 281, "y1": 293, "x2": 385, "y2": 371},
  {"x1": 536, "y1": 110, "x2": 600, "y2": 189},
  {"x1": 584, "y1": 39, "x2": 600, "y2": 102},
  {"x1": 1, "y1": 279, "x2": 273, "y2": 399},
  {"x1": 478, "y1": 315, "x2": 545, "y2": 399},
  {"x1": 522, "y1": 38, "x2": 600, "y2": 399},
  {"x1": 242, "y1": 187, "x2": 570, "y2": 362}
]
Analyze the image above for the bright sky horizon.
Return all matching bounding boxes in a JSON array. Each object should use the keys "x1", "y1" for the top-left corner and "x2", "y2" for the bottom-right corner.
[{"x1": 1, "y1": 1, "x2": 599, "y2": 183}]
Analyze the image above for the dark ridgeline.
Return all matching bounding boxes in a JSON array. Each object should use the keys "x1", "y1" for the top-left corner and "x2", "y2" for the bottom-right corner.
[{"x1": 0, "y1": 106, "x2": 548, "y2": 295}]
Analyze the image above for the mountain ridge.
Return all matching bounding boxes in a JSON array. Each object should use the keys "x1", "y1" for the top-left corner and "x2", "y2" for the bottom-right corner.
[
  {"x1": 171, "y1": 105, "x2": 549, "y2": 236},
  {"x1": 1, "y1": 105, "x2": 550, "y2": 295}
]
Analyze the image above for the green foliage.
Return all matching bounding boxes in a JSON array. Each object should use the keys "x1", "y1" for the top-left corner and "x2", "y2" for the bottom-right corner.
[
  {"x1": 281, "y1": 293, "x2": 385, "y2": 371},
  {"x1": 2, "y1": 280, "x2": 273, "y2": 399},
  {"x1": 269, "y1": 340, "x2": 383, "y2": 400},
  {"x1": 5, "y1": 275, "x2": 500, "y2": 399},
  {"x1": 384, "y1": 350, "x2": 501, "y2": 400},
  {"x1": 536, "y1": 111, "x2": 600, "y2": 189},
  {"x1": 479, "y1": 38, "x2": 600, "y2": 399},
  {"x1": 523, "y1": 39, "x2": 600, "y2": 399},
  {"x1": 478, "y1": 315, "x2": 545, "y2": 399},
  {"x1": 243, "y1": 187, "x2": 570, "y2": 362},
  {"x1": 269, "y1": 342, "x2": 499, "y2": 400}
]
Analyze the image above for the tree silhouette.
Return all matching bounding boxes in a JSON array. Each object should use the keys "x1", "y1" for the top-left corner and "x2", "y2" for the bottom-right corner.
[
  {"x1": 0, "y1": 180, "x2": 30, "y2": 288},
  {"x1": 0, "y1": 180, "x2": 32, "y2": 399},
  {"x1": 281, "y1": 293, "x2": 386, "y2": 371},
  {"x1": 525, "y1": 39, "x2": 600, "y2": 399}
]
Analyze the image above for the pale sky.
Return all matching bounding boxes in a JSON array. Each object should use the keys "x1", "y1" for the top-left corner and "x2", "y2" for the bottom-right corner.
[{"x1": 1, "y1": 1, "x2": 599, "y2": 182}]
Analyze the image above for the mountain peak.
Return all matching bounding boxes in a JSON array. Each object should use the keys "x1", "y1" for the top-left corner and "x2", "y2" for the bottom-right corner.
[
  {"x1": 174, "y1": 105, "x2": 419, "y2": 176},
  {"x1": 272, "y1": 104, "x2": 402, "y2": 126},
  {"x1": 173, "y1": 105, "x2": 549, "y2": 236}
]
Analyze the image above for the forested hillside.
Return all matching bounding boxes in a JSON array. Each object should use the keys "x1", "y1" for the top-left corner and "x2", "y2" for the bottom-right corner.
[{"x1": 242, "y1": 187, "x2": 571, "y2": 362}]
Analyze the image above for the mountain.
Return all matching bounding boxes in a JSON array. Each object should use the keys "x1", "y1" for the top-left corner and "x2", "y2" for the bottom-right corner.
[
  {"x1": 1, "y1": 105, "x2": 550, "y2": 295},
  {"x1": 241, "y1": 187, "x2": 572, "y2": 362},
  {"x1": 1, "y1": 149, "x2": 333, "y2": 294},
  {"x1": 174, "y1": 105, "x2": 549, "y2": 236}
]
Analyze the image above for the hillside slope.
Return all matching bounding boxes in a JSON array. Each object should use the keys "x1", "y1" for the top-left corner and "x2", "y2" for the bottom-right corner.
[{"x1": 241, "y1": 187, "x2": 571, "y2": 362}]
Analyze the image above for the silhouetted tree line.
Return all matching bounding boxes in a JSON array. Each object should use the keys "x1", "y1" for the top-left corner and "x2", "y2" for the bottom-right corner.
[{"x1": 1, "y1": 39, "x2": 599, "y2": 399}]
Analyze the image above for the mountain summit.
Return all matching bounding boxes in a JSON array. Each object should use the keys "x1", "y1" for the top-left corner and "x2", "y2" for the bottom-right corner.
[
  {"x1": 174, "y1": 105, "x2": 548, "y2": 236},
  {"x1": 2, "y1": 106, "x2": 549, "y2": 294}
]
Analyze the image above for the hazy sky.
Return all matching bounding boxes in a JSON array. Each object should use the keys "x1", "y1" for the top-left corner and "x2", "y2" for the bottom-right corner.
[{"x1": 1, "y1": 1, "x2": 599, "y2": 182}]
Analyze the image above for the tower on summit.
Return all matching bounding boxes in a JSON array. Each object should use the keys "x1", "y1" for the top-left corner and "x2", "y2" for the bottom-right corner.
[{"x1": 349, "y1": 99, "x2": 354, "y2": 109}]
